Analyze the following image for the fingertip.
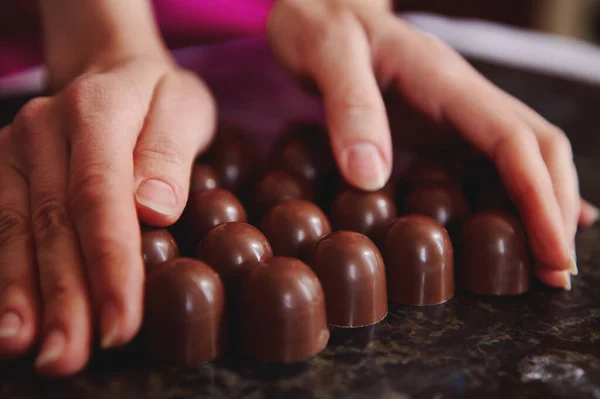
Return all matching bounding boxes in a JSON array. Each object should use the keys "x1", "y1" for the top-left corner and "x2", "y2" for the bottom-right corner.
[
  {"x1": 99, "y1": 299, "x2": 142, "y2": 350},
  {"x1": 579, "y1": 199, "x2": 600, "y2": 227},
  {"x1": 34, "y1": 328, "x2": 90, "y2": 377},
  {"x1": 535, "y1": 268, "x2": 572, "y2": 291},
  {"x1": 135, "y1": 178, "x2": 184, "y2": 226},
  {"x1": 0, "y1": 289, "x2": 39, "y2": 359},
  {"x1": 340, "y1": 142, "x2": 390, "y2": 191}
]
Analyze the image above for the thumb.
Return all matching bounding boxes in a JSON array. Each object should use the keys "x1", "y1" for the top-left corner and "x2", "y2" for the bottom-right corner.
[{"x1": 134, "y1": 72, "x2": 216, "y2": 226}]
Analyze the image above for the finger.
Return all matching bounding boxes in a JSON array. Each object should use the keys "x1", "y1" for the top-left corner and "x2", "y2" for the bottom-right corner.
[
  {"x1": 13, "y1": 99, "x2": 93, "y2": 376},
  {"x1": 62, "y1": 77, "x2": 145, "y2": 350},
  {"x1": 381, "y1": 19, "x2": 575, "y2": 275},
  {"x1": 307, "y1": 10, "x2": 392, "y2": 191},
  {"x1": 579, "y1": 199, "x2": 599, "y2": 227},
  {"x1": 0, "y1": 127, "x2": 40, "y2": 360},
  {"x1": 133, "y1": 72, "x2": 216, "y2": 226},
  {"x1": 535, "y1": 268, "x2": 572, "y2": 291},
  {"x1": 508, "y1": 99, "x2": 581, "y2": 256},
  {"x1": 536, "y1": 127, "x2": 580, "y2": 260}
]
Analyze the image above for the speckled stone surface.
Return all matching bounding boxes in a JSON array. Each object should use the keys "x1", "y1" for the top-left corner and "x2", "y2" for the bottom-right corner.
[{"x1": 0, "y1": 61, "x2": 599, "y2": 399}]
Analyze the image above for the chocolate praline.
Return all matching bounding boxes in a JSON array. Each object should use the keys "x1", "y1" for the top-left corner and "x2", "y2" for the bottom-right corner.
[
  {"x1": 206, "y1": 126, "x2": 256, "y2": 194},
  {"x1": 186, "y1": 189, "x2": 247, "y2": 241},
  {"x1": 197, "y1": 222, "x2": 272, "y2": 286},
  {"x1": 311, "y1": 231, "x2": 387, "y2": 327},
  {"x1": 260, "y1": 199, "x2": 331, "y2": 261},
  {"x1": 330, "y1": 188, "x2": 397, "y2": 247},
  {"x1": 252, "y1": 170, "x2": 313, "y2": 222},
  {"x1": 402, "y1": 184, "x2": 469, "y2": 229},
  {"x1": 141, "y1": 226, "x2": 179, "y2": 273},
  {"x1": 385, "y1": 215, "x2": 454, "y2": 306},
  {"x1": 460, "y1": 211, "x2": 531, "y2": 296},
  {"x1": 143, "y1": 257, "x2": 227, "y2": 365},
  {"x1": 271, "y1": 123, "x2": 335, "y2": 191},
  {"x1": 190, "y1": 163, "x2": 221, "y2": 194},
  {"x1": 241, "y1": 257, "x2": 329, "y2": 363}
]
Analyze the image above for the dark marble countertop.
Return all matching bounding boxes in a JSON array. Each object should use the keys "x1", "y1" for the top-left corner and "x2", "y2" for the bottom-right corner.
[{"x1": 0, "y1": 58, "x2": 599, "y2": 399}]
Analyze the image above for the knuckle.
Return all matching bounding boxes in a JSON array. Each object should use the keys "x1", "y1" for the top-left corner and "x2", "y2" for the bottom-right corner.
[
  {"x1": 135, "y1": 137, "x2": 187, "y2": 169},
  {"x1": 83, "y1": 235, "x2": 127, "y2": 274},
  {"x1": 44, "y1": 270, "x2": 77, "y2": 305},
  {"x1": 545, "y1": 126, "x2": 573, "y2": 157},
  {"x1": 13, "y1": 97, "x2": 51, "y2": 141},
  {"x1": 31, "y1": 197, "x2": 72, "y2": 242},
  {"x1": 68, "y1": 165, "x2": 115, "y2": 215},
  {"x1": 0, "y1": 205, "x2": 29, "y2": 245}
]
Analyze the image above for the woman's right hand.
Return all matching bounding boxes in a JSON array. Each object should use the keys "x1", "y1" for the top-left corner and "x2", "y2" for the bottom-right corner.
[{"x1": 0, "y1": 55, "x2": 216, "y2": 377}]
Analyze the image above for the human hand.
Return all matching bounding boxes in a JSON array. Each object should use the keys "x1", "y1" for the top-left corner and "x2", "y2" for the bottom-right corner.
[
  {"x1": 267, "y1": 0, "x2": 596, "y2": 289},
  {"x1": 0, "y1": 57, "x2": 216, "y2": 376}
]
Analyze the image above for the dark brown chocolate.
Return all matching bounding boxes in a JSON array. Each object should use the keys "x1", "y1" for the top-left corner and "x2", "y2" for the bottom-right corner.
[
  {"x1": 252, "y1": 170, "x2": 313, "y2": 222},
  {"x1": 143, "y1": 257, "x2": 227, "y2": 365},
  {"x1": 186, "y1": 189, "x2": 247, "y2": 241},
  {"x1": 271, "y1": 124, "x2": 335, "y2": 190},
  {"x1": 330, "y1": 189, "x2": 397, "y2": 247},
  {"x1": 311, "y1": 231, "x2": 387, "y2": 327},
  {"x1": 207, "y1": 126, "x2": 256, "y2": 194},
  {"x1": 260, "y1": 199, "x2": 331, "y2": 261},
  {"x1": 241, "y1": 257, "x2": 329, "y2": 363},
  {"x1": 385, "y1": 215, "x2": 454, "y2": 306},
  {"x1": 460, "y1": 211, "x2": 531, "y2": 295},
  {"x1": 197, "y1": 222, "x2": 272, "y2": 285},
  {"x1": 402, "y1": 184, "x2": 469, "y2": 229},
  {"x1": 190, "y1": 163, "x2": 220, "y2": 194},
  {"x1": 407, "y1": 161, "x2": 458, "y2": 186},
  {"x1": 141, "y1": 227, "x2": 179, "y2": 273}
]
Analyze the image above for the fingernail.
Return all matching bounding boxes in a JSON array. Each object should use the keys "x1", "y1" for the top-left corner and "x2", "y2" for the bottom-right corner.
[
  {"x1": 35, "y1": 329, "x2": 66, "y2": 368},
  {"x1": 0, "y1": 312, "x2": 21, "y2": 338},
  {"x1": 563, "y1": 272, "x2": 572, "y2": 291},
  {"x1": 136, "y1": 179, "x2": 177, "y2": 217},
  {"x1": 568, "y1": 255, "x2": 578, "y2": 276},
  {"x1": 342, "y1": 143, "x2": 388, "y2": 191},
  {"x1": 100, "y1": 303, "x2": 120, "y2": 349}
]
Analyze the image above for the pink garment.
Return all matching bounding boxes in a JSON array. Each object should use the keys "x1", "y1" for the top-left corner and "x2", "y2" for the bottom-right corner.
[{"x1": 0, "y1": 0, "x2": 276, "y2": 78}]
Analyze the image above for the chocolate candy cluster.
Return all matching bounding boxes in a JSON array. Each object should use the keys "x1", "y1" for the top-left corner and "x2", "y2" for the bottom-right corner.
[{"x1": 139, "y1": 123, "x2": 532, "y2": 365}]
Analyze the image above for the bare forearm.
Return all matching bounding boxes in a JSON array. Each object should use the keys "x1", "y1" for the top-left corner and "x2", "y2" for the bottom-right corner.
[{"x1": 39, "y1": 0, "x2": 171, "y2": 90}]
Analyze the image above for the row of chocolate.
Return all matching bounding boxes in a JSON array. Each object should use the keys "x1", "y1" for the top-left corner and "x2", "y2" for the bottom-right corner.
[{"x1": 138, "y1": 123, "x2": 532, "y2": 367}]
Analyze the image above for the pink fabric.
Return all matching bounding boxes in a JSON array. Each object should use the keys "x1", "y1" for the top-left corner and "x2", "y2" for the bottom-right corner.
[{"x1": 0, "y1": 0, "x2": 276, "y2": 78}]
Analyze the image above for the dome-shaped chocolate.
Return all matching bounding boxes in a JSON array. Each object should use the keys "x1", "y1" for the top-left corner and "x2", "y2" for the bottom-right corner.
[
  {"x1": 460, "y1": 211, "x2": 531, "y2": 295},
  {"x1": 252, "y1": 170, "x2": 313, "y2": 222},
  {"x1": 260, "y1": 199, "x2": 331, "y2": 261},
  {"x1": 402, "y1": 184, "x2": 469, "y2": 229},
  {"x1": 241, "y1": 257, "x2": 329, "y2": 363},
  {"x1": 190, "y1": 163, "x2": 221, "y2": 194},
  {"x1": 311, "y1": 231, "x2": 387, "y2": 327},
  {"x1": 330, "y1": 189, "x2": 397, "y2": 247},
  {"x1": 141, "y1": 227, "x2": 179, "y2": 273},
  {"x1": 143, "y1": 258, "x2": 227, "y2": 365},
  {"x1": 385, "y1": 215, "x2": 454, "y2": 306},
  {"x1": 186, "y1": 189, "x2": 247, "y2": 241}
]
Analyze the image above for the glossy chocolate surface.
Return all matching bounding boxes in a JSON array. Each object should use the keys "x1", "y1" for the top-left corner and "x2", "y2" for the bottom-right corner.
[
  {"x1": 141, "y1": 227, "x2": 179, "y2": 273},
  {"x1": 402, "y1": 184, "x2": 469, "y2": 229},
  {"x1": 330, "y1": 189, "x2": 397, "y2": 246},
  {"x1": 143, "y1": 257, "x2": 227, "y2": 365},
  {"x1": 197, "y1": 222, "x2": 272, "y2": 285},
  {"x1": 271, "y1": 124, "x2": 335, "y2": 190},
  {"x1": 311, "y1": 231, "x2": 387, "y2": 327},
  {"x1": 190, "y1": 163, "x2": 221, "y2": 194},
  {"x1": 385, "y1": 215, "x2": 454, "y2": 306},
  {"x1": 207, "y1": 126, "x2": 256, "y2": 194},
  {"x1": 260, "y1": 199, "x2": 331, "y2": 260},
  {"x1": 460, "y1": 211, "x2": 531, "y2": 295},
  {"x1": 252, "y1": 170, "x2": 313, "y2": 221},
  {"x1": 187, "y1": 189, "x2": 247, "y2": 241},
  {"x1": 406, "y1": 161, "x2": 458, "y2": 186},
  {"x1": 241, "y1": 257, "x2": 329, "y2": 363}
]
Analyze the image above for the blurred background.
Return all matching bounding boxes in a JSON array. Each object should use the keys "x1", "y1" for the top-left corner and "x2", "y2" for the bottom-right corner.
[{"x1": 399, "y1": 0, "x2": 600, "y2": 43}]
